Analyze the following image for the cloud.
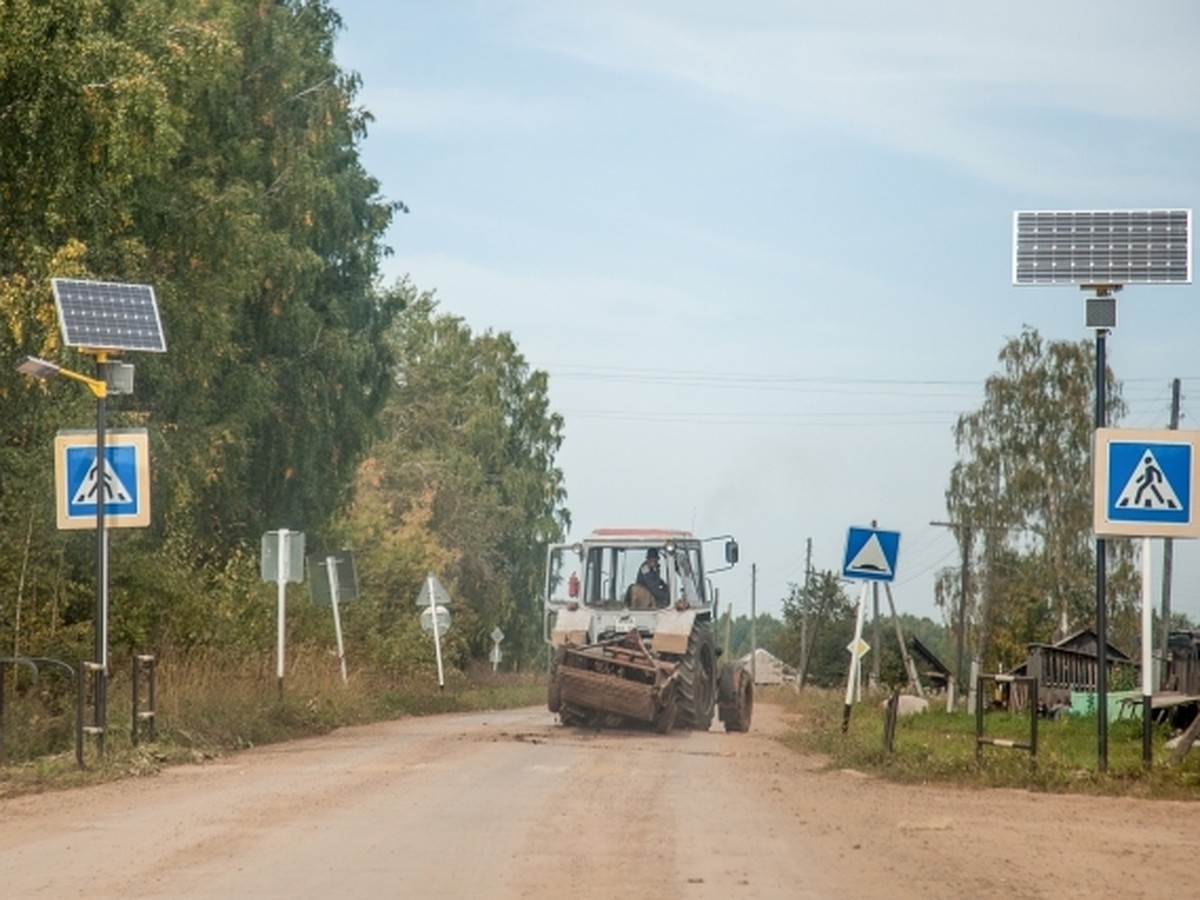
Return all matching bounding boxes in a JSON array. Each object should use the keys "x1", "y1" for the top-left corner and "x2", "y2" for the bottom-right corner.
[{"x1": 499, "y1": 0, "x2": 1200, "y2": 197}]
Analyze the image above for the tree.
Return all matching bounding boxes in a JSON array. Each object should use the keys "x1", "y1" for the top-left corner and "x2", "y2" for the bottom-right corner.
[
  {"x1": 334, "y1": 285, "x2": 569, "y2": 671},
  {"x1": 939, "y1": 326, "x2": 1140, "y2": 676},
  {"x1": 773, "y1": 570, "x2": 857, "y2": 688}
]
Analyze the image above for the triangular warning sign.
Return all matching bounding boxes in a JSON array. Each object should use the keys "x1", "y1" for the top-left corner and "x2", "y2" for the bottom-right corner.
[
  {"x1": 847, "y1": 535, "x2": 892, "y2": 575},
  {"x1": 71, "y1": 458, "x2": 133, "y2": 505},
  {"x1": 1115, "y1": 449, "x2": 1182, "y2": 511}
]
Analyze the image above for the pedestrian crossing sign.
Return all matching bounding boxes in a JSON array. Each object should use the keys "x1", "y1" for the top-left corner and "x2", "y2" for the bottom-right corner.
[
  {"x1": 54, "y1": 429, "x2": 151, "y2": 530},
  {"x1": 842, "y1": 526, "x2": 901, "y2": 582},
  {"x1": 1094, "y1": 428, "x2": 1200, "y2": 538}
]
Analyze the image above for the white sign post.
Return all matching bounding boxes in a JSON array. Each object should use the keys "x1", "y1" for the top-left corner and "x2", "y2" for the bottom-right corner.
[
  {"x1": 417, "y1": 573, "x2": 452, "y2": 689},
  {"x1": 1094, "y1": 427, "x2": 1200, "y2": 766},
  {"x1": 262, "y1": 529, "x2": 305, "y2": 696},
  {"x1": 305, "y1": 551, "x2": 359, "y2": 685},
  {"x1": 490, "y1": 627, "x2": 505, "y2": 672},
  {"x1": 840, "y1": 526, "x2": 900, "y2": 732},
  {"x1": 842, "y1": 582, "x2": 870, "y2": 727},
  {"x1": 326, "y1": 556, "x2": 348, "y2": 684}
]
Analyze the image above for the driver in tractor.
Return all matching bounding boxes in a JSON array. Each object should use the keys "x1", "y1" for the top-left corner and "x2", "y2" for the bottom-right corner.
[{"x1": 630, "y1": 547, "x2": 670, "y2": 609}]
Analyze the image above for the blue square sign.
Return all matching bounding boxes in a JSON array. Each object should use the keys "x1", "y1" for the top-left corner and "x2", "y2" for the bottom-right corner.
[
  {"x1": 1094, "y1": 428, "x2": 1200, "y2": 538},
  {"x1": 842, "y1": 526, "x2": 901, "y2": 582},
  {"x1": 54, "y1": 429, "x2": 151, "y2": 529}
]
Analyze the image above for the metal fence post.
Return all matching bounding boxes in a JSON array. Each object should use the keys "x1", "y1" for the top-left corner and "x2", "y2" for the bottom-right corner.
[{"x1": 132, "y1": 655, "x2": 157, "y2": 745}]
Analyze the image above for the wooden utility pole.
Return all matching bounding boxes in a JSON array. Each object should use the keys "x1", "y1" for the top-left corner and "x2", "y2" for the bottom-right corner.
[
  {"x1": 869, "y1": 520, "x2": 881, "y2": 691},
  {"x1": 931, "y1": 519, "x2": 973, "y2": 700},
  {"x1": 750, "y1": 563, "x2": 757, "y2": 684},
  {"x1": 801, "y1": 538, "x2": 812, "y2": 685},
  {"x1": 884, "y1": 582, "x2": 924, "y2": 697},
  {"x1": 1159, "y1": 377, "x2": 1182, "y2": 688},
  {"x1": 871, "y1": 579, "x2": 881, "y2": 690},
  {"x1": 799, "y1": 571, "x2": 830, "y2": 689}
]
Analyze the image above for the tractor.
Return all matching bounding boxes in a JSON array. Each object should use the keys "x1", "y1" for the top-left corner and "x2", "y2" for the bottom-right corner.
[{"x1": 544, "y1": 527, "x2": 753, "y2": 733}]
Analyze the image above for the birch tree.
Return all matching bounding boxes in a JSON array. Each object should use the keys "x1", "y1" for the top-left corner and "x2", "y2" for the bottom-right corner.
[{"x1": 939, "y1": 326, "x2": 1140, "y2": 672}]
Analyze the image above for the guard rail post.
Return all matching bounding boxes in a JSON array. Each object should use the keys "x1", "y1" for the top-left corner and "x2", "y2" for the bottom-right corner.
[
  {"x1": 132, "y1": 654, "x2": 157, "y2": 745},
  {"x1": 975, "y1": 673, "x2": 1039, "y2": 774},
  {"x1": 77, "y1": 661, "x2": 105, "y2": 767}
]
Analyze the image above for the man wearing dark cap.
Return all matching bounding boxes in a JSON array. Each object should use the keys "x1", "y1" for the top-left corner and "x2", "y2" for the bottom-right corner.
[{"x1": 635, "y1": 548, "x2": 670, "y2": 608}]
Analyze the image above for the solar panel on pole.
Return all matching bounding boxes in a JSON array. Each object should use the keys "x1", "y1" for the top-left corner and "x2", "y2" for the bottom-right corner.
[
  {"x1": 1012, "y1": 209, "x2": 1191, "y2": 286},
  {"x1": 51, "y1": 278, "x2": 167, "y2": 353},
  {"x1": 1011, "y1": 206, "x2": 1192, "y2": 776}
]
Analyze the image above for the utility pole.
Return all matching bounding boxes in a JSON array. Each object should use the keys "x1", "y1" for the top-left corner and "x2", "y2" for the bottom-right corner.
[
  {"x1": 801, "y1": 538, "x2": 812, "y2": 684},
  {"x1": 931, "y1": 519, "x2": 973, "y2": 707},
  {"x1": 750, "y1": 563, "x2": 758, "y2": 684},
  {"x1": 931, "y1": 518, "x2": 1018, "y2": 710},
  {"x1": 871, "y1": 579, "x2": 881, "y2": 690},
  {"x1": 1159, "y1": 377, "x2": 1182, "y2": 688},
  {"x1": 869, "y1": 519, "x2": 881, "y2": 691},
  {"x1": 800, "y1": 570, "x2": 832, "y2": 688}
]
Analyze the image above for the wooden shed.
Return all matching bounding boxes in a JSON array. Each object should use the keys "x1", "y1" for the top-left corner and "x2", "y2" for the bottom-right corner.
[
  {"x1": 1164, "y1": 630, "x2": 1200, "y2": 693},
  {"x1": 1004, "y1": 629, "x2": 1135, "y2": 713}
]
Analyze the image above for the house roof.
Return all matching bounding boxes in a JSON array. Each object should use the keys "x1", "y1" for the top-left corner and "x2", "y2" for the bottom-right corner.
[{"x1": 908, "y1": 636, "x2": 951, "y2": 676}]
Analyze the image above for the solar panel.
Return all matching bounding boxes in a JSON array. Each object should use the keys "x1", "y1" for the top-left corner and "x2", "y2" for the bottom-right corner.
[
  {"x1": 51, "y1": 278, "x2": 167, "y2": 353},
  {"x1": 1012, "y1": 209, "x2": 1191, "y2": 286}
]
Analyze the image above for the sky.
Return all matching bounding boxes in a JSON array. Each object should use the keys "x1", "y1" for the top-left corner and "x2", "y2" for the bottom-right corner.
[{"x1": 331, "y1": 1, "x2": 1200, "y2": 628}]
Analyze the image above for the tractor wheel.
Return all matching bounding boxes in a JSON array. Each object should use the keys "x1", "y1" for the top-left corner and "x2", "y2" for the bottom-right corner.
[
  {"x1": 718, "y1": 663, "x2": 753, "y2": 733},
  {"x1": 676, "y1": 621, "x2": 716, "y2": 730}
]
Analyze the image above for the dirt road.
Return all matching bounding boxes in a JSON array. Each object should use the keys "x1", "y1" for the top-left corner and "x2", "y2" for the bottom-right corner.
[{"x1": 0, "y1": 701, "x2": 1194, "y2": 898}]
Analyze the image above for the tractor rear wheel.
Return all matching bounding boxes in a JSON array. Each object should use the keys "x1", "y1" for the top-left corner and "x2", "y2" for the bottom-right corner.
[{"x1": 676, "y1": 621, "x2": 716, "y2": 730}]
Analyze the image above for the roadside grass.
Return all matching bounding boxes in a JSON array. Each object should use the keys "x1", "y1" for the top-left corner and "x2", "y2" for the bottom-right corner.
[
  {"x1": 0, "y1": 647, "x2": 546, "y2": 798},
  {"x1": 770, "y1": 686, "x2": 1200, "y2": 800}
]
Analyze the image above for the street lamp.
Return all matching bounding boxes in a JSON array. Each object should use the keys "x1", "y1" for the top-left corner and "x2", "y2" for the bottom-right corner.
[
  {"x1": 16, "y1": 353, "x2": 114, "y2": 746},
  {"x1": 17, "y1": 355, "x2": 108, "y2": 397},
  {"x1": 17, "y1": 278, "x2": 166, "y2": 758}
]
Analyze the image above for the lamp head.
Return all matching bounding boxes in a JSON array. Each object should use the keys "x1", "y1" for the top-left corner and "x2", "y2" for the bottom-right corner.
[{"x1": 16, "y1": 356, "x2": 61, "y2": 380}]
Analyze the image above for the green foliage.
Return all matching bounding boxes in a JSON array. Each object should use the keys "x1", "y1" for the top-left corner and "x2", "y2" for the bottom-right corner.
[
  {"x1": 0, "y1": 0, "x2": 399, "y2": 668},
  {"x1": 773, "y1": 570, "x2": 857, "y2": 687}
]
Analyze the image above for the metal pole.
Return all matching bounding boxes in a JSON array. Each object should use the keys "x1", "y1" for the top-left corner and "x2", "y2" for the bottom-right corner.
[
  {"x1": 326, "y1": 556, "x2": 347, "y2": 684},
  {"x1": 841, "y1": 581, "x2": 869, "y2": 732},
  {"x1": 95, "y1": 357, "x2": 107, "y2": 739},
  {"x1": 1159, "y1": 377, "x2": 1181, "y2": 688},
  {"x1": 276, "y1": 528, "x2": 287, "y2": 697},
  {"x1": 1095, "y1": 324, "x2": 1109, "y2": 773},
  {"x1": 429, "y1": 575, "x2": 445, "y2": 689},
  {"x1": 1142, "y1": 537, "x2": 1153, "y2": 768}
]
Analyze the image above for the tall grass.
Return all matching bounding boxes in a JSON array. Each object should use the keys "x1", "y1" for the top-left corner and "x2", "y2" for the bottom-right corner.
[{"x1": 0, "y1": 645, "x2": 546, "y2": 797}]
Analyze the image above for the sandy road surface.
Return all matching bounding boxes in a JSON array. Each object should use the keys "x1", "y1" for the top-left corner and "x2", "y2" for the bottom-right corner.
[{"x1": 0, "y1": 702, "x2": 1195, "y2": 899}]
